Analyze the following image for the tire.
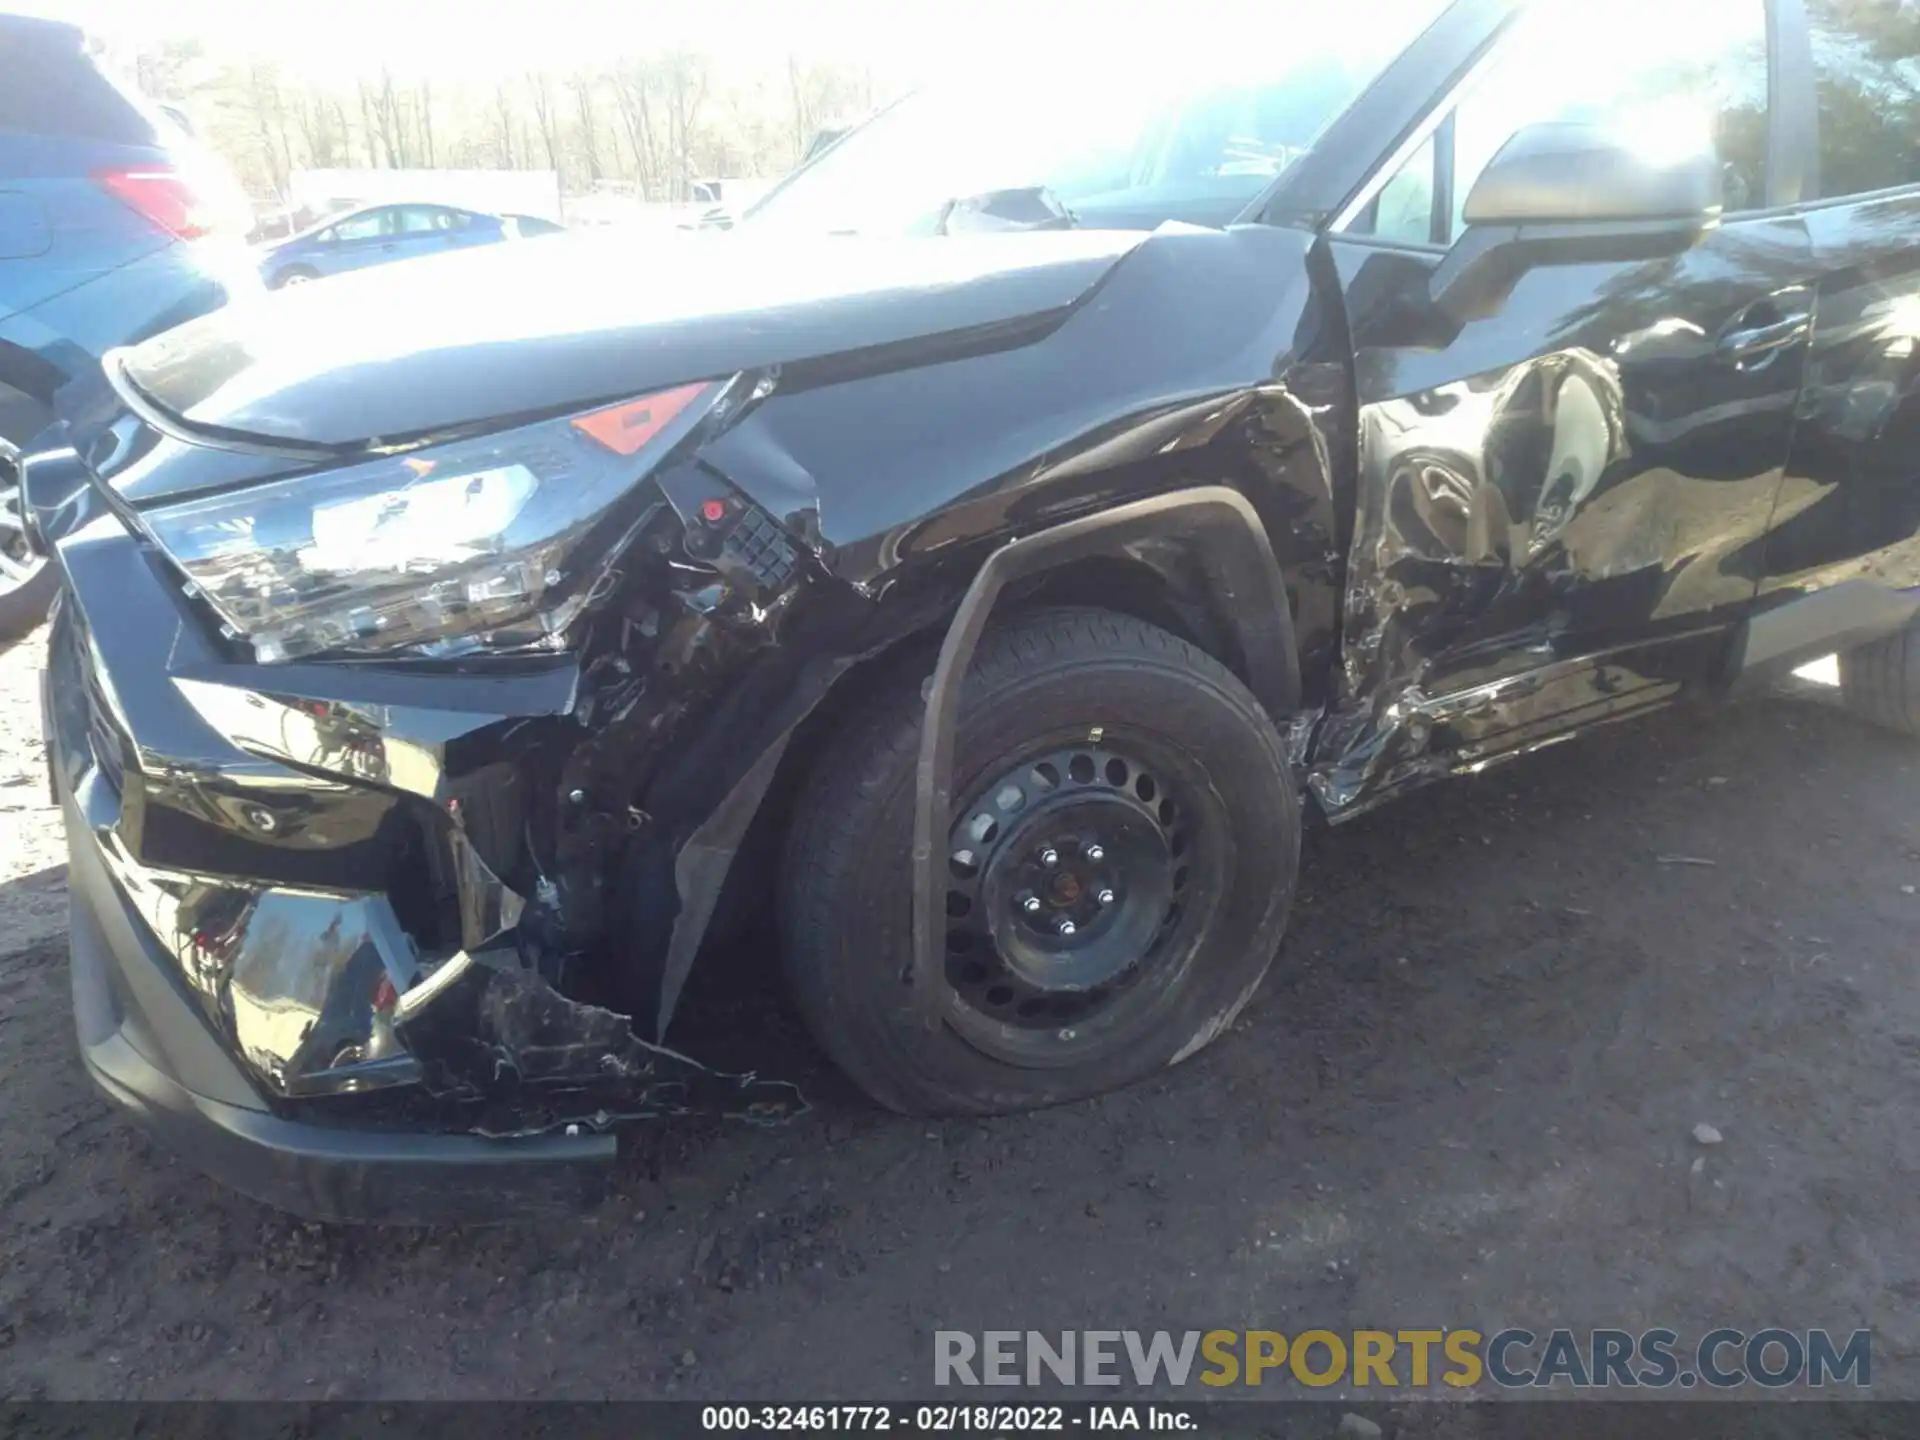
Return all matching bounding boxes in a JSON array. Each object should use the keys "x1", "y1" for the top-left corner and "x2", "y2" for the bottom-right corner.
[
  {"x1": 0, "y1": 429, "x2": 55, "y2": 645},
  {"x1": 779, "y1": 606, "x2": 1300, "y2": 1116},
  {"x1": 1840, "y1": 623, "x2": 1920, "y2": 736},
  {"x1": 274, "y1": 267, "x2": 319, "y2": 288}
]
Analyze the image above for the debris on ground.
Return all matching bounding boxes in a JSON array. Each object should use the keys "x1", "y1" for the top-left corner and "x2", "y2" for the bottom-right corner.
[{"x1": 1692, "y1": 1123, "x2": 1724, "y2": 1146}]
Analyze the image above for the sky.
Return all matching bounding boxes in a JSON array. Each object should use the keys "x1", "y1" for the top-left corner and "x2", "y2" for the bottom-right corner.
[
  {"x1": 29, "y1": 0, "x2": 1454, "y2": 86},
  {"x1": 32, "y1": 0, "x2": 1065, "y2": 80}
]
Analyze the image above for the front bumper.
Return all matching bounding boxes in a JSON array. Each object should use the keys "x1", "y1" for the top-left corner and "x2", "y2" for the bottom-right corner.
[
  {"x1": 66, "y1": 792, "x2": 614, "y2": 1224},
  {"x1": 44, "y1": 515, "x2": 618, "y2": 1223}
]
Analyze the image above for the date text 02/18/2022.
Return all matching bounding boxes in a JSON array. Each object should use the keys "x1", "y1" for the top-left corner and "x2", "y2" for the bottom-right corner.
[{"x1": 699, "y1": 1405, "x2": 1194, "y2": 1432}]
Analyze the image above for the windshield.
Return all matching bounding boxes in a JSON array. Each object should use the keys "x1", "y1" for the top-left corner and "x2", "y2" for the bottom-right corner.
[{"x1": 745, "y1": 1, "x2": 1448, "y2": 236}]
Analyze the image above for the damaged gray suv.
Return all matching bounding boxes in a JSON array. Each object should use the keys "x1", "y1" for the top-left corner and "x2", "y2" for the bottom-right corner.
[{"x1": 29, "y1": 0, "x2": 1920, "y2": 1219}]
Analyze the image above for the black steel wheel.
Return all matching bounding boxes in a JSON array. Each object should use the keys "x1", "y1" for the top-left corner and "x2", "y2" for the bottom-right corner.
[
  {"x1": 780, "y1": 607, "x2": 1300, "y2": 1116},
  {"x1": 941, "y1": 739, "x2": 1218, "y2": 1068}
]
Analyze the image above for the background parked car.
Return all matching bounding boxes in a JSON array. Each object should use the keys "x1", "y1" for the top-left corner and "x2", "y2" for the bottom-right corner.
[
  {"x1": 257, "y1": 203, "x2": 540, "y2": 287},
  {"x1": 0, "y1": 11, "x2": 254, "y2": 641},
  {"x1": 503, "y1": 212, "x2": 567, "y2": 238}
]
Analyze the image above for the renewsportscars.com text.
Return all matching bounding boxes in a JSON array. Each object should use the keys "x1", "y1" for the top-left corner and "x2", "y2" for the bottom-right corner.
[{"x1": 934, "y1": 1328, "x2": 1872, "y2": 1391}]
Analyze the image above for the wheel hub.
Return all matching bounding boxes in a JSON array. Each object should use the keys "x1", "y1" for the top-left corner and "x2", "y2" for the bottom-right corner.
[
  {"x1": 943, "y1": 744, "x2": 1196, "y2": 1049},
  {"x1": 986, "y1": 814, "x2": 1170, "y2": 992}
]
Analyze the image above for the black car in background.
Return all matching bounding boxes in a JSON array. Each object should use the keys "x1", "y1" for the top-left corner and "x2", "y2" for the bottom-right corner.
[{"x1": 25, "y1": 0, "x2": 1920, "y2": 1220}]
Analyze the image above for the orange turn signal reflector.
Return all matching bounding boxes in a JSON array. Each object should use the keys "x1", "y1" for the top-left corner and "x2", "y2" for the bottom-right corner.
[{"x1": 571, "y1": 383, "x2": 711, "y2": 457}]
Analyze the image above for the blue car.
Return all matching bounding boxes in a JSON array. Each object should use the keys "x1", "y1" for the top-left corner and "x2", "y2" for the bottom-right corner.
[
  {"x1": 0, "y1": 11, "x2": 255, "y2": 639},
  {"x1": 258, "y1": 205, "x2": 527, "y2": 288}
]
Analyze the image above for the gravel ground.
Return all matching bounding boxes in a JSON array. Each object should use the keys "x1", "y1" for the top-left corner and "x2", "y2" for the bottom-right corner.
[
  {"x1": 0, "y1": 628, "x2": 64, "y2": 956},
  {"x1": 2, "y1": 627, "x2": 1918, "y2": 1404}
]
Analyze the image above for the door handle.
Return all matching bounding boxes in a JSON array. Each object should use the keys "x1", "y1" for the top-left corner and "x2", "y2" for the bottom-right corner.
[{"x1": 1717, "y1": 312, "x2": 1810, "y2": 366}]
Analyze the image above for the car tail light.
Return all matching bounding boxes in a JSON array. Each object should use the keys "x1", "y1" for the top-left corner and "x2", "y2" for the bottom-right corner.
[{"x1": 94, "y1": 166, "x2": 221, "y2": 241}]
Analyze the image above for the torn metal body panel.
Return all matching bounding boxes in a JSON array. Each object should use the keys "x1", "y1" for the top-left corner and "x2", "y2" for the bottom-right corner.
[
  {"x1": 1311, "y1": 207, "x2": 1817, "y2": 817},
  {"x1": 35, "y1": 219, "x2": 1348, "y2": 1218},
  {"x1": 46, "y1": 540, "x2": 799, "y2": 1172},
  {"x1": 34, "y1": 0, "x2": 1920, "y2": 1218},
  {"x1": 392, "y1": 945, "x2": 804, "y2": 1134},
  {"x1": 513, "y1": 222, "x2": 1352, "y2": 1040}
]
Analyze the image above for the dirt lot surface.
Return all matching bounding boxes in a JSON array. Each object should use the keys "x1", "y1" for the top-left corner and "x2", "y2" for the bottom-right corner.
[{"x1": 2, "y1": 621, "x2": 1917, "y2": 1406}]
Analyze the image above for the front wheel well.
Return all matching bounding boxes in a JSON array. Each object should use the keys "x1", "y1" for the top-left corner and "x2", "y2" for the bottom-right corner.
[
  {"x1": 706, "y1": 549, "x2": 1283, "y2": 952},
  {"x1": 999, "y1": 554, "x2": 1247, "y2": 682},
  {"x1": 788, "y1": 552, "x2": 1259, "y2": 817}
]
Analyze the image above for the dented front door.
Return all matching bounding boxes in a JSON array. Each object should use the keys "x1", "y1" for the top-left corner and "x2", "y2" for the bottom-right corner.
[{"x1": 1312, "y1": 0, "x2": 1814, "y2": 813}]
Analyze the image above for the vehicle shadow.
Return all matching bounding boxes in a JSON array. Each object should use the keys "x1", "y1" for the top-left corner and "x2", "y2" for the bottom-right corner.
[{"x1": 0, "y1": 860, "x2": 67, "y2": 955}]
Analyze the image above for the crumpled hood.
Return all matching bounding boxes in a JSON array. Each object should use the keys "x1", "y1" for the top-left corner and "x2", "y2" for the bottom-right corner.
[{"x1": 114, "y1": 227, "x2": 1149, "y2": 449}]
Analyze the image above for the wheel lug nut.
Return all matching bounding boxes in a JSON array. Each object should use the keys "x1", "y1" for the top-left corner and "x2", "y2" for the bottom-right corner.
[
  {"x1": 1057, "y1": 919, "x2": 1078, "y2": 937},
  {"x1": 1039, "y1": 847, "x2": 1060, "y2": 867},
  {"x1": 1084, "y1": 844, "x2": 1105, "y2": 862},
  {"x1": 1021, "y1": 895, "x2": 1043, "y2": 915},
  {"x1": 1097, "y1": 888, "x2": 1116, "y2": 906}
]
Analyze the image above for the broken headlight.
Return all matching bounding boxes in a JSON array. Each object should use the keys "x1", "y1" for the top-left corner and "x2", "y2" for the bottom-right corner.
[{"x1": 144, "y1": 383, "x2": 716, "y2": 663}]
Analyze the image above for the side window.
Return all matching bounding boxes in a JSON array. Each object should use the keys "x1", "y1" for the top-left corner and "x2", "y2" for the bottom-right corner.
[
  {"x1": 330, "y1": 210, "x2": 391, "y2": 242},
  {"x1": 1807, "y1": 0, "x2": 1920, "y2": 200},
  {"x1": 394, "y1": 206, "x2": 444, "y2": 234},
  {"x1": 1454, "y1": 0, "x2": 1770, "y2": 229},
  {"x1": 1349, "y1": 135, "x2": 1441, "y2": 246}
]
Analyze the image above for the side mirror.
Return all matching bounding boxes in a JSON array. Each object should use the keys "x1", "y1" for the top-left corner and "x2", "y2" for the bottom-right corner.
[
  {"x1": 1463, "y1": 120, "x2": 1723, "y2": 227},
  {"x1": 1432, "y1": 121, "x2": 1723, "y2": 321}
]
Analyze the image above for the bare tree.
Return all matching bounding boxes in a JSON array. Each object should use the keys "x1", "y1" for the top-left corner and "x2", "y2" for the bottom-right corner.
[
  {"x1": 785, "y1": 55, "x2": 875, "y2": 163},
  {"x1": 492, "y1": 83, "x2": 519, "y2": 168},
  {"x1": 127, "y1": 34, "x2": 897, "y2": 208},
  {"x1": 570, "y1": 71, "x2": 603, "y2": 185},
  {"x1": 415, "y1": 79, "x2": 436, "y2": 168},
  {"x1": 245, "y1": 62, "x2": 296, "y2": 200},
  {"x1": 661, "y1": 50, "x2": 709, "y2": 200},
  {"x1": 611, "y1": 61, "x2": 666, "y2": 198},
  {"x1": 135, "y1": 38, "x2": 204, "y2": 103},
  {"x1": 526, "y1": 70, "x2": 564, "y2": 182},
  {"x1": 333, "y1": 97, "x2": 353, "y2": 167},
  {"x1": 375, "y1": 71, "x2": 410, "y2": 166},
  {"x1": 294, "y1": 84, "x2": 345, "y2": 168},
  {"x1": 356, "y1": 80, "x2": 385, "y2": 166}
]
